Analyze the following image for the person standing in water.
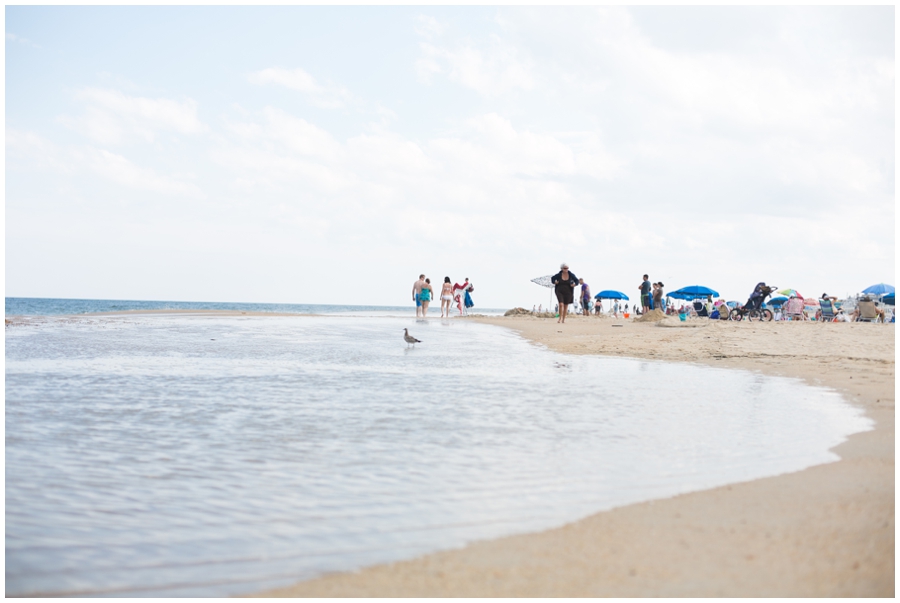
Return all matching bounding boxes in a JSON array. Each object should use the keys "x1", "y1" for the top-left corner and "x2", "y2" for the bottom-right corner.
[
  {"x1": 412, "y1": 274, "x2": 426, "y2": 317},
  {"x1": 551, "y1": 263, "x2": 578, "y2": 324},
  {"x1": 440, "y1": 277, "x2": 454, "y2": 317},
  {"x1": 420, "y1": 278, "x2": 434, "y2": 317}
]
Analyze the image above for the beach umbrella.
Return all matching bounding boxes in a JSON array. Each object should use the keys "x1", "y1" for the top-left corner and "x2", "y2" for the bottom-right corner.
[
  {"x1": 768, "y1": 296, "x2": 788, "y2": 306},
  {"x1": 883, "y1": 294, "x2": 895, "y2": 305},
  {"x1": 777, "y1": 288, "x2": 804, "y2": 298},
  {"x1": 667, "y1": 285, "x2": 719, "y2": 300},
  {"x1": 803, "y1": 298, "x2": 820, "y2": 307},
  {"x1": 594, "y1": 290, "x2": 629, "y2": 300},
  {"x1": 862, "y1": 283, "x2": 895, "y2": 296},
  {"x1": 531, "y1": 275, "x2": 557, "y2": 310}
]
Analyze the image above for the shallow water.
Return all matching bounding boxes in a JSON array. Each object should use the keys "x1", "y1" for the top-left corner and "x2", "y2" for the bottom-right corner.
[{"x1": 5, "y1": 315, "x2": 870, "y2": 596}]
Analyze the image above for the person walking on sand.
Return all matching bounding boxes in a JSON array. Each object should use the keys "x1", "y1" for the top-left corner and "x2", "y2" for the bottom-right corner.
[
  {"x1": 420, "y1": 278, "x2": 434, "y2": 317},
  {"x1": 441, "y1": 277, "x2": 454, "y2": 317},
  {"x1": 579, "y1": 279, "x2": 591, "y2": 316},
  {"x1": 412, "y1": 274, "x2": 426, "y2": 317},
  {"x1": 551, "y1": 263, "x2": 578, "y2": 324},
  {"x1": 639, "y1": 274, "x2": 651, "y2": 313}
]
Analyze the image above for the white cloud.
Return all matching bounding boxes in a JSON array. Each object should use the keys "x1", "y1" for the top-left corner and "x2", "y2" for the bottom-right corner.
[
  {"x1": 429, "y1": 114, "x2": 622, "y2": 181},
  {"x1": 6, "y1": 32, "x2": 41, "y2": 48},
  {"x1": 261, "y1": 107, "x2": 342, "y2": 159},
  {"x1": 8, "y1": 128, "x2": 203, "y2": 198},
  {"x1": 76, "y1": 147, "x2": 205, "y2": 198},
  {"x1": 414, "y1": 14, "x2": 444, "y2": 39},
  {"x1": 6, "y1": 129, "x2": 70, "y2": 173},
  {"x1": 417, "y1": 37, "x2": 535, "y2": 96},
  {"x1": 248, "y1": 67, "x2": 354, "y2": 108},
  {"x1": 248, "y1": 67, "x2": 323, "y2": 93},
  {"x1": 210, "y1": 144, "x2": 349, "y2": 194},
  {"x1": 60, "y1": 87, "x2": 206, "y2": 145}
]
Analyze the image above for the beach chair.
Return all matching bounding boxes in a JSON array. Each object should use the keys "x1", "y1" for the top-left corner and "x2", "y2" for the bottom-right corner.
[
  {"x1": 856, "y1": 300, "x2": 879, "y2": 322},
  {"x1": 819, "y1": 300, "x2": 837, "y2": 322},
  {"x1": 783, "y1": 298, "x2": 806, "y2": 321},
  {"x1": 693, "y1": 301, "x2": 709, "y2": 317}
]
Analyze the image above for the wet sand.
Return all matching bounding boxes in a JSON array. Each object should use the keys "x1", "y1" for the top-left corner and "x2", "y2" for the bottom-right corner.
[{"x1": 253, "y1": 315, "x2": 894, "y2": 597}]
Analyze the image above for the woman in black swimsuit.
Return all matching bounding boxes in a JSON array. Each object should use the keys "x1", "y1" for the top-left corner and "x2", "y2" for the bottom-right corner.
[{"x1": 550, "y1": 263, "x2": 578, "y2": 324}]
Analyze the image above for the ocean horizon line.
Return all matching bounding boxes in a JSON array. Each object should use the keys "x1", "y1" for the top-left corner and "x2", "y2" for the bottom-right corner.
[{"x1": 5, "y1": 296, "x2": 507, "y2": 317}]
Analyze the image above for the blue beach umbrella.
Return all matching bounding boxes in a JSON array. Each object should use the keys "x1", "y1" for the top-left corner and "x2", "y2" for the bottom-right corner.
[
  {"x1": 862, "y1": 283, "x2": 894, "y2": 296},
  {"x1": 768, "y1": 296, "x2": 789, "y2": 306},
  {"x1": 883, "y1": 294, "x2": 895, "y2": 305},
  {"x1": 594, "y1": 290, "x2": 629, "y2": 300},
  {"x1": 667, "y1": 285, "x2": 719, "y2": 300}
]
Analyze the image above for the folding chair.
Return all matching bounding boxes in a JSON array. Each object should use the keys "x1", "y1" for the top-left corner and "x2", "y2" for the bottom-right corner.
[
  {"x1": 693, "y1": 300, "x2": 709, "y2": 317},
  {"x1": 783, "y1": 297, "x2": 806, "y2": 321},
  {"x1": 819, "y1": 300, "x2": 837, "y2": 322},
  {"x1": 856, "y1": 300, "x2": 880, "y2": 322}
]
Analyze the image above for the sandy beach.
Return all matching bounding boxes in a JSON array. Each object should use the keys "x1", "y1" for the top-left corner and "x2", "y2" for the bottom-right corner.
[{"x1": 254, "y1": 315, "x2": 894, "y2": 597}]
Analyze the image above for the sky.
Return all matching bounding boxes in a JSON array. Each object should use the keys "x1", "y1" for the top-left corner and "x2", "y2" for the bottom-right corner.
[{"x1": 5, "y1": 6, "x2": 895, "y2": 308}]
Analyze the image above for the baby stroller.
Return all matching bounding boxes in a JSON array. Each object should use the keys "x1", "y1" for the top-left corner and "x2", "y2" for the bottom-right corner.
[{"x1": 730, "y1": 283, "x2": 776, "y2": 321}]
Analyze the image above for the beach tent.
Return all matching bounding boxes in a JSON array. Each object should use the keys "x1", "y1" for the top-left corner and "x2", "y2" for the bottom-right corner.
[
  {"x1": 883, "y1": 294, "x2": 895, "y2": 306},
  {"x1": 667, "y1": 285, "x2": 719, "y2": 300},
  {"x1": 594, "y1": 290, "x2": 629, "y2": 300},
  {"x1": 862, "y1": 283, "x2": 895, "y2": 296}
]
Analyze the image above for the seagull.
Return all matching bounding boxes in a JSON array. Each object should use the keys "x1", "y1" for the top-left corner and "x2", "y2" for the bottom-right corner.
[{"x1": 403, "y1": 328, "x2": 421, "y2": 347}]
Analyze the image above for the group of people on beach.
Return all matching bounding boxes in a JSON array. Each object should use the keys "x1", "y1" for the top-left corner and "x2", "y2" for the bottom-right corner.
[
  {"x1": 411, "y1": 274, "x2": 474, "y2": 318},
  {"x1": 551, "y1": 264, "x2": 667, "y2": 323},
  {"x1": 638, "y1": 274, "x2": 666, "y2": 313}
]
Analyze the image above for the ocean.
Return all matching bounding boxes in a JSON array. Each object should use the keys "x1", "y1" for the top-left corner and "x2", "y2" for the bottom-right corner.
[
  {"x1": 5, "y1": 296, "x2": 505, "y2": 317},
  {"x1": 4, "y1": 302, "x2": 872, "y2": 596}
]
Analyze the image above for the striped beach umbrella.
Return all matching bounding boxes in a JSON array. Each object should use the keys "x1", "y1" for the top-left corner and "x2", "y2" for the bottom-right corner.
[{"x1": 777, "y1": 288, "x2": 803, "y2": 298}]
